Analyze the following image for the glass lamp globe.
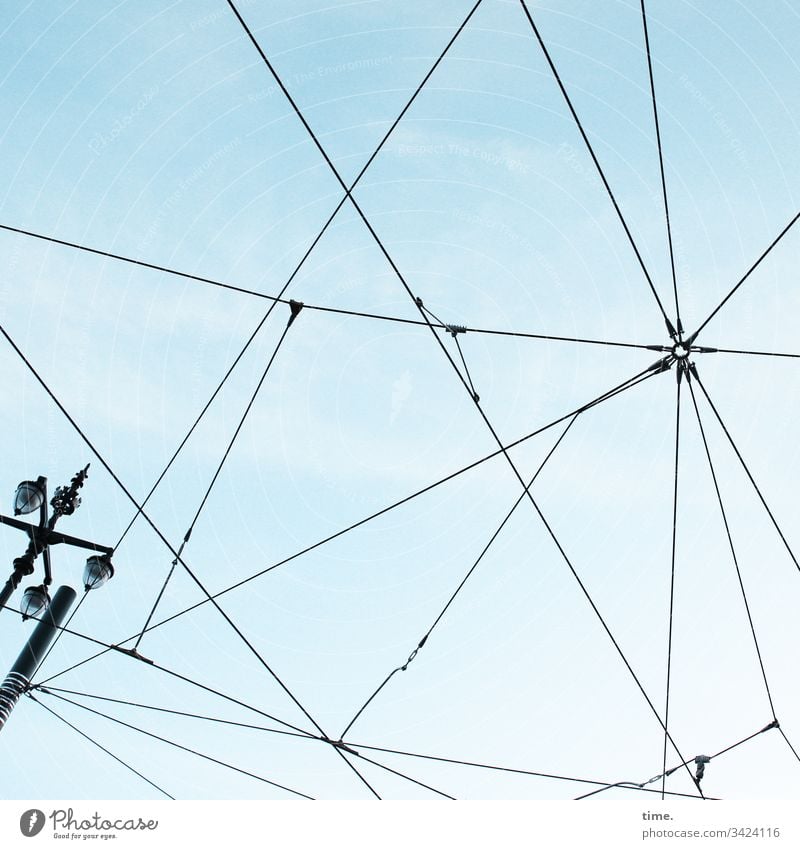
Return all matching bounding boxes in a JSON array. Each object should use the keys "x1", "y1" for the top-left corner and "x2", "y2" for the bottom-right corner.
[
  {"x1": 83, "y1": 555, "x2": 114, "y2": 591},
  {"x1": 20, "y1": 585, "x2": 51, "y2": 620},
  {"x1": 14, "y1": 480, "x2": 45, "y2": 516}
]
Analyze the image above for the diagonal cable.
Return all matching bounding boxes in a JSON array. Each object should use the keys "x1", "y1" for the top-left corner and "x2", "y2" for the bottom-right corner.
[
  {"x1": 690, "y1": 209, "x2": 800, "y2": 343},
  {"x1": 36, "y1": 364, "x2": 661, "y2": 688},
  {"x1": 686, "y1": 374, "x2": 777, "y2": 719},
  {"x1": 0, "y1": 319, "x2": 327, "y2": 739},
  {"x1": 39, "y1": 689, "x2": 315, "y2": 799},
  {"x1": 575, "y1": 720, "x2": 779, "y2": 799},
  {"x1": 132, "y1": 316, "x2": 294, "y2": 647},
  {"x1": 110, "y1": 0, "x2": 484, "y2": 548},
  {"x1": 641, "y1": 0, "x2": 682, "y2": 332},
  {"x1": 691, "y1": 370, "x2": 800, "y2": 572},
  {"x1": 29, "y1": 589, "x2": 89, "y2": 684},
  {"x1": 221, "y1": 15, "x2": 699, "y2": 782},
  {"x1": 29, "y1": 693, "x2": 175, "y2": 799},
  {"x1": 223, "y1": 15, "x2": 697, "y2": 777},
  {"x1": 345, "y1": 740, "x2": 706, "y2": 800},
  {"x1": 661, "y1": 372, "x2": 682, "y2": 799},
  {"x1": 0, "y1": 224, "x2": 655, "y2": 354},
  {"x1": 340, "y1": 414, "x2": 578, "y2": 739},
  {"x1": 517, "y1": 0, "x2": 674, "y2": 335}
]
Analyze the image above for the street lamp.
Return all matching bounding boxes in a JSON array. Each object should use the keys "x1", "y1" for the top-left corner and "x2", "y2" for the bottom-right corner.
[
  {"x1": 0, "y1": 465, "x2": 116, "y2": 732},
  {"x1": 0, "y1": 465, "x2": 115, "y2": 614}
]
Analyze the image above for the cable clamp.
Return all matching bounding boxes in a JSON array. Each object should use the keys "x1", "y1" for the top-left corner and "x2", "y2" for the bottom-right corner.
[
  {"x1": 111, "y1": 645, "x2": 154, "y2": 665},
  {"x1": 694, "y1": 754, "x2": 711, "y2": 784},
  {"x1": 288, "y1": 299, "x2": 304, "y2": 326},
  {"x1": 323, "y1": 737, "x2": 358, "y2": 755}
]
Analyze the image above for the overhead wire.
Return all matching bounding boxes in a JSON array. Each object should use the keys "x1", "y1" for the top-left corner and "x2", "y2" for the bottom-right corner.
[
  {"x1": 28, "y1": 693, "x2": 176, "y2": 800},
  {"x1": 0, "y1": 223, "x2": 653, "y2": 354},
  {"x1": 225, "y1": 1, "x2": 699, "y2": 787},
  {"x1": 340, "y1": 414, "x2": 579, "y2": 739},
  {"x1": 35, "y1": 363, "x2": 660, "y2": 690},
  {"x1": 574, "y1": 720, "x2": 780, "y2": 800},
  {"x1": 517, "y1": 0, "x2": 674, "y2": 336},
  {"x1": 661, "y1": 373, "x2": 683, "y2": 799},
  {"x1": 685, "y1": 373, "x2": 777, "y2": 720},
  {"x1": 40, "y1": 684, "x2": 456, "y2": 799},
  {"x1": 692, "y1": 371, "x2": 800, "y2": 573},
  {"x1": 640, "y1": 0, "x2": 682, "y2": 332},
  {"x1": 690, "y1": 209, "x2": 800, "y2": 342},
  {"x1": 132, "y1": 317, "x2": 295, "y2": 648},
  {"x1": 0, "y1": 319, "x2": 330, "y2": 740},
  {"x1": 345, "y1": 740, "x2": 706, "y2": 800},
  {"x1": 37, "y1": 685, "x2": 321, "y2": 742},
  {"x1": 110, "y1": 0, "x2": 487, "y2": 553},
  {"x1": 38, "y1": 689, "x2": 315, "y2": 799}
]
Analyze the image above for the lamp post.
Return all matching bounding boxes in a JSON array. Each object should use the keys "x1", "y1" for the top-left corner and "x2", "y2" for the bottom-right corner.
[
  {"x1": 0, "y1": 465, "x2": 114, "y2": 617},
  {"x1": 0, "y1": 466, "x2": 115, "y2": 730}
]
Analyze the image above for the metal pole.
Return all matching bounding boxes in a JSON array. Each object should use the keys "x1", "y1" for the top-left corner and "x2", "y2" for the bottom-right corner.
[{"x1": 0, "y1": 585, "x2": 76, "y2": 731}]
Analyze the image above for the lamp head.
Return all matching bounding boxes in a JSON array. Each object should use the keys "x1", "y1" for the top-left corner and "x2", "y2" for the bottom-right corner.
[{"x1": 83, "y1": 555, "x2": 114, "y2": 591}]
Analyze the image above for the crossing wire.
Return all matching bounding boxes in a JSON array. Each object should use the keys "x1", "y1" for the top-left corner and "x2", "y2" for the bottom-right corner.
[
  {"x1": 224, "y1": 0, "x2": 699, "y2": 790},
  {"x1": 574, "y1": 720, "x2": 779, "y2": 799},
  {"x1": 133, "y1": 317, "x2": 294, "y2": 648},
  {"x1": 0, "y1": 319, "x2": 331, "y2": 742},
  {"x1": 340, "y1": 414, "x2": 579, "y2": 739},
  {"x1": 35, "y1": 364, "x2": 661, "y2": 691},
  {"x1": 0, "y1": 222, "x2": 652, "y2": 353},
  {"x1": 345, "y1": 740, "x2": 706, "y2": 800}
]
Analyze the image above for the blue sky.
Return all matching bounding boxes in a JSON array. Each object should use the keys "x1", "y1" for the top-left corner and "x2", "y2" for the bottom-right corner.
[{"x1": 1, "y1": 0, "x2": 799, "y2": 800}]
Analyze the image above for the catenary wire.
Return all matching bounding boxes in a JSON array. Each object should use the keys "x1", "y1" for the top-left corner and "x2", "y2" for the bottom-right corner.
[
  {"x1": 0, "y1": 222, "x2": 653, "y2": 354},
  {"x1": 38, "y1": 685, "x2": 321, "y2": 741},
  {"x1": 640, "y1": 0, "x2": 682, "y2": 332},
  {"x1": 35, "y1": 364, "x2": 660, "y2": 688},
  {"x1": 225, "y1": 4, "x2": 697, "y2": 785},
  {"x1": 29, "y1": 589, "x2": 89, "y2": 685},
  {"x1": 2, "y1": 611, "x2": 320, "y2": 738},
  {"x1": 345, "y1": 740, "x2": 706, "y2": 800},
  {"x1": 340, "y1": 414, "x2": 578, "y2": 739},
  {"x1": 661, "y1": 374, "x2": 682, "y2": 799},
  {"x1": 110, "y1": 0, "x2": 486, "y2": 550},
  {"x1": 39, "y1": 689, "x2": 315, "y2": 799},
  {"x1": 518, "y1": 0, "x2": 674, "y2": 336},
  {"x1": 690, "y1": 209, "x2": 800, "y2": 342},
  {"x1": 692, "y1": 371, "x2": 800, "y2": 572},
  {"x1": 575, "y1": 720, "x2": 780, "y2": 799},
  {"x1": 685, "y1": 374, "x2": 777, "y2": 719},
  {"x1": 39, "y1": 685, "x2": 456, "y2": 799},
  {"x1": 132, "y1": 318, "x2": 294, "y2": 647},
  {"x1": 28, "y1": 693, "x2": 176, "y2": 800},
  {"x1": 0, "y1": 319, "x2": 330, "y2": 740}
]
